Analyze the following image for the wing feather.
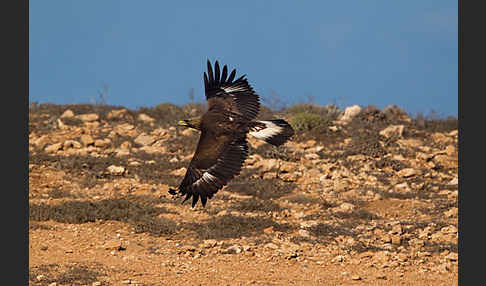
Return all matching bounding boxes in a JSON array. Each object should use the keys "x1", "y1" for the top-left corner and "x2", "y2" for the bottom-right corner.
[
  {"x1": 214, "y1": 61, "x2": 221, "y2": 85},
  {"x1": 221, "y1": 65, "x2": 228, "y2": 83},
  {"x1": 175, "y1": 130, "x2": 248, "y2": 207},
  {"x1": 204, "y1": 60, "x2": 260, "y2": 121},
  {"x1": 207, "y1": 60, "x2": 214, "y2": 83}
]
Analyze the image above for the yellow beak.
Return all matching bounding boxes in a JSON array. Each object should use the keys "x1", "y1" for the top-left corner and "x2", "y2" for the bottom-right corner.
[{"x1": 178, "y1": 120, "x2": 188, "y2": 126}]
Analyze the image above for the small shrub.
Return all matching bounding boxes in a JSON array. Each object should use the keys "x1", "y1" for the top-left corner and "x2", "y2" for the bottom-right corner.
[
  {"x1": 290, "y1": 112, "x2": 329, "y2": 132},
  {"x1": 137, "y1": 103, "x2": 186, "y2": 126},
  {"x1": 413, "y1": 113, "x2": 458, "y2": 133},
  {"x1": 283, "y1": 103, "x2": 342, "y2": 121},
  {"x1": 256, "y1": 105, "x2": 276, "y2": 120}
]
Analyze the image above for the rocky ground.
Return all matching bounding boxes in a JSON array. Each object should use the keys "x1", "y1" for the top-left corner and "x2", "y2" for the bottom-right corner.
[{"x1": 29, "y1": 103, "x2": 458, "y2": 285}]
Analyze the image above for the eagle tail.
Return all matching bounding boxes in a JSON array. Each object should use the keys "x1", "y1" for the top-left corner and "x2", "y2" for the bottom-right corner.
[{"x1": 249, "y1": 119, "x2": 294, "y2": 147}]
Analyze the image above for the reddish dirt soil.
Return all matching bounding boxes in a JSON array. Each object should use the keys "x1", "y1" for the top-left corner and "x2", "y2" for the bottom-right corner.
[{"x1": 29, "y1": 104, "x2": 458, "y2": 285}]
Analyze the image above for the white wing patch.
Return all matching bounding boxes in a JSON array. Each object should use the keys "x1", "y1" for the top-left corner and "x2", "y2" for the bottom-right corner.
[
  {"x1": 194, "y1": 171, "x2": 218, "y2": 187},
  {"x1": 249, "y1": 121, "x2": 283, "y2": 140},
  {"x1": 222, "y1": 86, "x2": 246, "y2": 93}
]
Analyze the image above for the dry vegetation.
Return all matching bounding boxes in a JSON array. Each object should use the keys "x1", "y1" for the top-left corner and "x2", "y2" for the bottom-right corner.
[{"x1": 29, "y1": 101, "x2": 458, "y2": 285}]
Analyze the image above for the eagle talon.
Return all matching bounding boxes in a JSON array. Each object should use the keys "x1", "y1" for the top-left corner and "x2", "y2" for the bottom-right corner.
[{"x1": 168, "y1": 188, "x2": 183, "y2": 200}]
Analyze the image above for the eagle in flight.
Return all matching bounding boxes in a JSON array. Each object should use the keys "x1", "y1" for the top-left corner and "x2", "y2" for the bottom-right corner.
[{"x1": 169, "y1": 60, "x2": 294, "y2": 207}]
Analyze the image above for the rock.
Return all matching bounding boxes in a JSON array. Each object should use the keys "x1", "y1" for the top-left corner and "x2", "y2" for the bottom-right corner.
[
  {"x1": 437, "y1": 263, "x2": 450, "y2": 273},
  {"x1": 298, "y1": 229, "x2": 311, "y2": 238},
  {"x1": 444, "y1": 208, "x2": 458, "y2": 218},
  {"x1": 32, "y1": 135, "x2": 50, "y2": 150},
  {"x1": 152, "y1": 127, "x2": 168, "y2": 136},
  {"x1": 60, "y1": 109, "x2": 75, "y2": 118},
  {"x1": 216, "y1": 210, "x2": 228, "y2": 216},
  {"x1": 341, "y1": 189, "x2": 360, "y2": 200},
  {"x1": 391, "y1": 224, "x2": 403, "y2": 234},
  {"x1": 433, "y1": 154, "x2": 457, "y2": 169},
  {"x1": 329, "y1": 125, "x2": 338, "y2": 132},
  {"x1": 300, "y1": 221, "x2": 319, "y2": 229},
  {"x1": 338, "y1": 105, "x2": 361, "y2": 123},
  {"x1": 221, "y1": 245, "x2": 242, "y2": 254},
  {"x1": 373, "y1": 251, "x2": 391, "y2": 263},
  {"x1": 380, "y1": 234, "x2": 392, "y2": 243},
  {"x1": 304, "y1": 153, "x2": 320, "y2": 160},
  {"x1": 351, "y1": 275, "x2": 362, "y2": 281},
  {"x1": 201, "y1": 239, "x2": 218, "y2": 248},
  {"x1": 76, "y1": 113, "x2": 99, "y2": 122},
  {"x1": 279, "y1": 162, "x2": 299, "y2": 173},
  {"x1": 445, "y1": 252, "x2": 458, "y2": 261},
  {"x1": 256, "y1": 159, "x2": 279, "y2": 173},
  {"x1": 337, "y1": 202, "x2": 355, "y2": 213},
  {"x1": 45, "y1": 142, "x2": 63, "y2": 153},
  {"x1": 441, "y1": 225, "x2": 458, "y2": 234},
  {"x1": 107, "y1": 109, "x2": 128, "y2": 120},
  {"x1": 359, "y1": 251, "x2": 373, "y2": 259},
  {"x1": 181, "y1": 245, "x2": 196, "y2": 252},
  {"x1": 305, "y1": 139, "x2": 317, "y2": 147},
  {"x1": 447, "y1": 177, "x2": 458, "y2": 185},
  {"x1": 263, "y1": 226, "x2": 275, "y2": 234},
  {"x1": 120, "y1": 141, "x2": 132, "y2": 150},
  {"x1": 138, "y1": 113, "x2": 155, "y2": 123},
  {"x1": 333, "y1": 181, "x2": 347, "y2": 192},
  {"x1": 397, "y1": 138, "x2": 423, "y2": 148},
  {"x1": 63, "y1": 140, "x2": 82, "y2": 149},
  {"x1": 417, "y1": 251, "x2": 431, "y2": 258},
  {"x1": 445, "y1": 145, "x2": 456, "y2": 156},
  {"x1": 115, "y1": 148, "x2": 130, "y2": 157},
  {"x1": 134, "y1": 133, "x2": 156, "y2": 146},
  {"x1": 279, "y1": 172, "x2": 299, "y2": 182},
  {"x1": 391, "y1": 234, "x2": 401, "y2": 245},
  {"x1": 80, "y1": 134, "x2": 95, "y2": 146},
  {"x1": 107, "y1": 165, "x2": 125, "y2": 175},
  {"x1": 171, "y1": 167, "x2": 187, "y2": 176},
  {"x1": 117, "y1": 123, "x2": 135, "y2": 131},
  {"x1": 263, "y1": 172, "x2": 278, "y2": 180},
  {"x1": 264, "y1": 243, "x2": 279, "y2": 250},
  {"x1": 397, "y1": 168, "x2": 419, "y2": 178},
  {"x1": 376, "y1": 274, "x2": 387, "y2": 280},
  {"x1": 57, "y1": 118, "x2": 67, "y2": 129},
  {"x1": 379, "y1": 125, "x2": 405, "y2": 138},
  {"x1": 95, "y1": 138, "x2": 111, "y2": 148},
  {"x1": 393, "y1": 182, "x2": 411, "y2": 194},
  {"x1": 103, "y1": 239, "x2": 126, "y2": 251},
  {"x1": 333, "y1": 255, "x2": 345, "y2": 263},
  {"x1": 181, "y1": 128, "x2": 195, "y2": 136}
]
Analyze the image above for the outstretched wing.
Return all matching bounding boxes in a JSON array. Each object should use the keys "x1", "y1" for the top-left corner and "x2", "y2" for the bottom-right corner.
[
  {"x1": 175, "y1": 130, "x2": 249, "y2": 207},
  {"x1": 204, "y1": 60, "x2": 260, "y2": 121}
]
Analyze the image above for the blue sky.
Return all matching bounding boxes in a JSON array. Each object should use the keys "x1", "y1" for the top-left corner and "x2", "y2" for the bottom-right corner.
[{"x1": 29, "y1": 1, "x2": 458, "y2": 117}]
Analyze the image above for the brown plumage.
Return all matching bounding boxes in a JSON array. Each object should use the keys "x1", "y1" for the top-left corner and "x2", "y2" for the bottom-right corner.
[{"x1": 169, "y1": 60, "x2": 294, "y2": 207}]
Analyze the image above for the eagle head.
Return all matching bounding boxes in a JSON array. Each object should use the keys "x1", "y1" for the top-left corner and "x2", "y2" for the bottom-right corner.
[{"x1": 178, "y1": 117, "x2": 202, "y2": 130}]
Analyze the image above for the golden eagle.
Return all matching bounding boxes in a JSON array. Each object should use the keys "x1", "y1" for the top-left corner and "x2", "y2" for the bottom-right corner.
[{"x1": 169, "y1": 60, "x2": 294, "y2": 207}]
